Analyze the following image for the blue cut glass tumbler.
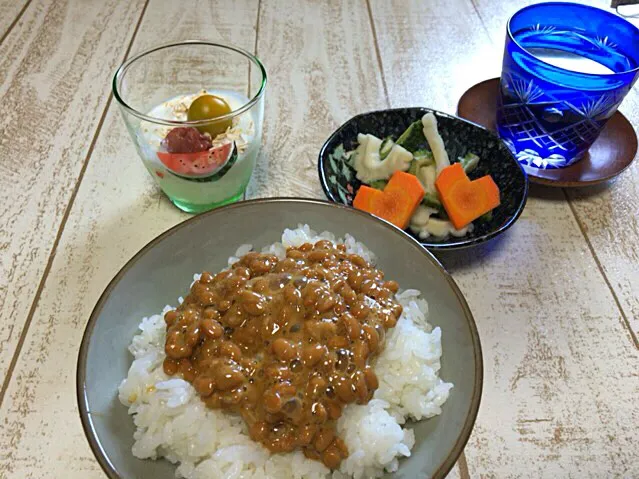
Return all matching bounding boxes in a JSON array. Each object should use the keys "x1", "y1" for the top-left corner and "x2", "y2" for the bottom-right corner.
[{"x1": 496, "y1": 2, "x2": 639, "y2": 169}]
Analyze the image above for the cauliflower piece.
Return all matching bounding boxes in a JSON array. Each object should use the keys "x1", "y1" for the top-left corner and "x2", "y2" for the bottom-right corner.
[
  {"x1": 421, "y1": 113, "x2": 450, "y2": 175},
  {"x1": 409, "y1": 206, "x2": 473, "y2": 240},
  {"x1": 352, "y1": 134, "x2": 412, "y2": 183},
  {"x1": 410, "y1": 205, "x2": 439, "y2": 227}
]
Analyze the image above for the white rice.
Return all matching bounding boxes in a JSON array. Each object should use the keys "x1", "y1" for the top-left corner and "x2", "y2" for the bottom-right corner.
[{"x1": 119, "y1": 225, "x2": 453, "y2": 479}]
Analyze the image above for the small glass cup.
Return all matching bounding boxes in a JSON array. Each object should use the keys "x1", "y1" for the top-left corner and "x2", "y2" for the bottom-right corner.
[
  {"x1": 496, "y1": 3, "x2": 639, "y2": 169},
  {"x1": 113, "y1": 41, "x2": 266, "y2": 213}
]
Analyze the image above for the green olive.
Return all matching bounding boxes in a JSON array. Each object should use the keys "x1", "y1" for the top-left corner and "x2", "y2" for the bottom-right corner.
[{"x1": 187, "y1": 94, "x2": 233, "y2": 137}]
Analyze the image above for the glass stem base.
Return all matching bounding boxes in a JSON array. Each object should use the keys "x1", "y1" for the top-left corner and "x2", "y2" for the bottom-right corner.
[{"x1": 168, "y1": 190, "x2": 245, "y2": 214}]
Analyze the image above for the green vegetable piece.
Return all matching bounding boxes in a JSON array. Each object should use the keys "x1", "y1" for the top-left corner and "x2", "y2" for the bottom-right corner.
[
  {"x1": 368, "y1": 179, "x2": 388, "y2": 190},
  {"x1": 396, "y1": 120, "x2": 427, "y2": 153},
  {"x1": 479, "y1": 210, "x2": 493, "y2": 222},
  {"x1": 420, "y1": 192, "x2": 447, "y2": 218},
  {"x1": 416, "y1": 157, "x2": 435, "y2": 168},
  {"x1": 422, "y1": 192, "x2": 442, "y2": 209},
  {"x1": 459, "y1": 152, "x2": 480, "y2": 173},
  {"x1": 379, "y1": 137, "x2": 394, "y2": 160},
  {"x1": 413, "y1": 149, "x2": 433, "y2": 160},
  {"x1": 407, "y1": 148, "x2": 435, "y2": 176}
]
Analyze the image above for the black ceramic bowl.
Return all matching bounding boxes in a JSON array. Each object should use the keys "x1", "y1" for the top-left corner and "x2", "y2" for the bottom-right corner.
[{"x1": 318, "y1": 107, "x2": 528, "y2": 250}]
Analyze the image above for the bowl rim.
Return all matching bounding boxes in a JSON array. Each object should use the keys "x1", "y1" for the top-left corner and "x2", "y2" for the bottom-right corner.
[
  {"x1": 77, "y1": 197, "x2": 483, "y2": 479},
  {"x1": 317, "y1": 106, "x2": 529, "y2": 250}
]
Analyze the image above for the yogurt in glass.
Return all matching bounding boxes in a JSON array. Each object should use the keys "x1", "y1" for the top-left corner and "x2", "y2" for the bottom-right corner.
[{"x1": 136, "y1": 90, "x2": 259, "y2": 211}]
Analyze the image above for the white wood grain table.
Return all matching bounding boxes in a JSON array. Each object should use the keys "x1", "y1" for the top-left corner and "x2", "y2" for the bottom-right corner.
[{"x1": 0, "y1": 1, "x2": 638, "y2": 477}]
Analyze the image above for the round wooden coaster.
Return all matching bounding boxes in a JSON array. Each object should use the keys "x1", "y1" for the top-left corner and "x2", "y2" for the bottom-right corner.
[{"x1": 457, "y1": 78, "x2": 638, "y2": 187}]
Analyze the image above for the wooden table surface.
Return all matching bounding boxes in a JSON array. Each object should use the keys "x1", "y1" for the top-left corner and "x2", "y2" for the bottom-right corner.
[{"x1": 1, "y1": 1, "x2": 638, "y2": 477}]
